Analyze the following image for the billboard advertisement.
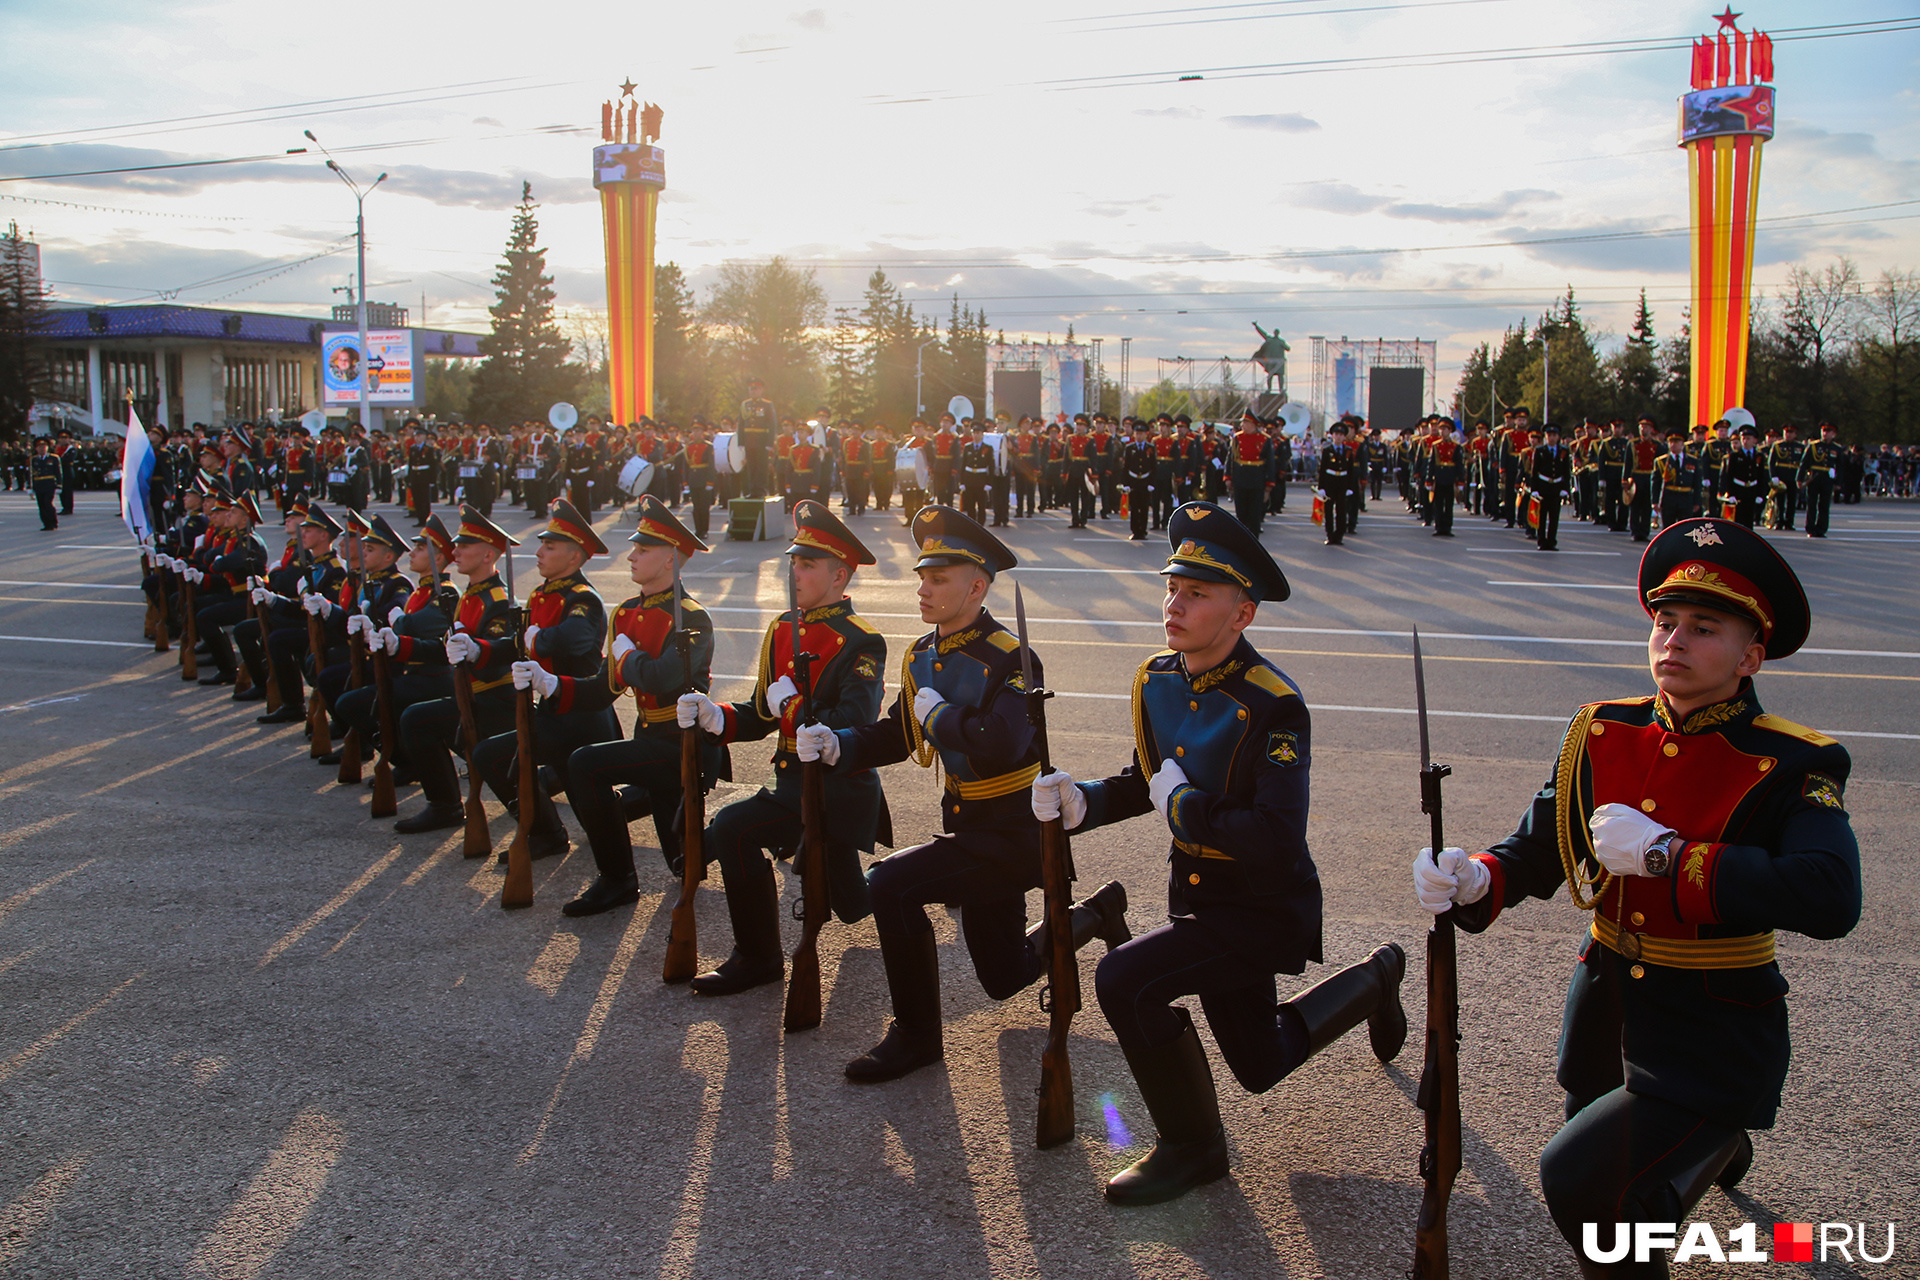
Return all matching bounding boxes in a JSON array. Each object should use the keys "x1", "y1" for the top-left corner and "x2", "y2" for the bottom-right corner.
[
  {"x1": 1678, "y1": 84, "x2": 1775, "y2": 143},
  {"x1": 321, "y1": 328, "x2": 417, "y2": 405},
  {"x1": 593, "y1": 143, "x2": 666, "y2": 189}
]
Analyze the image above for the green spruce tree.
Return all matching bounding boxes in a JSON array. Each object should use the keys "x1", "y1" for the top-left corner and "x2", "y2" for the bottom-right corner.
[
  {"x1": 0, "y1": 224, "x2": 49, "y2": 440},
  {"x1": 468, "y1": 183, "x2": 578, "y2": 425}
]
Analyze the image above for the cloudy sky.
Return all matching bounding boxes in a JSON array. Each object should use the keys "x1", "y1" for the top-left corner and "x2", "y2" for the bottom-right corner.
[{"x1": 2, "y1": 0, "x2": 1915, "y2": 405}]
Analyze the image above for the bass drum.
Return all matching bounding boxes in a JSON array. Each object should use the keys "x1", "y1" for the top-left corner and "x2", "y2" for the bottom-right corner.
[
  {"x1": 712, "y1": 432, "x2": 736, "y2": 474},
  {"x1": 618, "y1": 456, "x2": 654, "y2": 499},
  {"x1": 895, "y1": 445, "x2": 932, "y2": 491}
]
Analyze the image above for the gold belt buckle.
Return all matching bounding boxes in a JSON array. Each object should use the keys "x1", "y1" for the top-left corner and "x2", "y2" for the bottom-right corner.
[{"x1": 1618, "y1": 931, "x2": 1643, "y2": 961}]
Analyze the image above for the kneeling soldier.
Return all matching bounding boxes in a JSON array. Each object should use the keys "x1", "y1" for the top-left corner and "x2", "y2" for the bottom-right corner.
[
  {"x1": 340, "y1": 514, "x2": 459, "y2": 788},
  {"x1": 798, "y1": 506, "x2": 1127, "y2": 1083},
  {"x1": 1033, "y1": 501, "x2": 1407, "y2": 1206},
  {"x1": 1412, "y1": 518, "x2": 1860, "y2": 1278}
]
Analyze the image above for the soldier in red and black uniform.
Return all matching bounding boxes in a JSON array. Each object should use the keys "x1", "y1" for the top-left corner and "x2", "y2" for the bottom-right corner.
[
  {"x1": 675, "y1": 500, "x2": 889, "y2": 996},
  {"x1": 394, "y1": 506, "x2": 521, "y2": 834},
  {"x1": 255, "y1": 504, "x2": 349, "y2": 724},
  {"x1": 1414, "y1": 518, "x2": 1860, "y2": 1278},
  {"x1": 1427, "y1": 420, "x2": 1462, "y2": 537},
  {"x1": 1230, "y1": 410, "x2": 1272, "y2": 534},
  {"x1": 929, "y1": 413, "x2": 960, "y2": 507},
  {"x1": 469, "y1": 499, "x2": 617, "y2": 859},
  {"x1": 332, "y1": 512, "x2": 456, "y2": 784},
  {"x1": 684, "y1": 419, "x2": 718, "y2": 539},
  {"x1": 544, "y1": 496, "x2": 719, "y2": 917},
  {"x1": 841, "y1": 424, "x2": 871, "y2": 516},
  {"x1": 1627, "y1": 415, "x2": 1664, "y2": 542}
]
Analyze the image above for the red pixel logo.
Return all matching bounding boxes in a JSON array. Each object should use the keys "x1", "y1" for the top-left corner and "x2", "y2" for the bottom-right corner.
[{"x1": 1774, "y1": 1223, "x2": 1815, "y2": 1263}]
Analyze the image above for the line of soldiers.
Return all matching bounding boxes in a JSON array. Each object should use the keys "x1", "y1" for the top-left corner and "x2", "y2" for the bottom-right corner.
[{"x1": 140, "y1": 478, "x2": 1863, "y2": 1275}]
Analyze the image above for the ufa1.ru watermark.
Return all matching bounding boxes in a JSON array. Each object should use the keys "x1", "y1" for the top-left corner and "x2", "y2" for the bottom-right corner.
[{"x1": 1582, "y1": 1221, "x2": 1899, "y2": 1265}]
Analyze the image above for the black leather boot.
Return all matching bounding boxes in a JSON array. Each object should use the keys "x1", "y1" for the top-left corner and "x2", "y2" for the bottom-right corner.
[
  {"x1": 562, "y1": 874, "x2": 641, "y2": 918},
  {"x1": 844, "y1": 929, "x2": 943, "y2": 1083},
  {"x1": 690, "y1": 859, "x2": 785, "y2": 995},
  {"x1": 1105, "y1": 1011, "x2": 1230, "y2": 1205},
  {"x1": 394, "y1": 802, "x2": 465, "y2": 834},
  {"x1": 1026, "y1": 879, "x2": 1131, "y2": 961},
  {"x1": 1283, "y1": 941, "x2": 1408, "y2": 1067}
]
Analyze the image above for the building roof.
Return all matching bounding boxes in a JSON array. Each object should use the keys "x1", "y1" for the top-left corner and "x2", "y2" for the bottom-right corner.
[{"x1": 39, "y1": 303, "x2": 484, "y2": 357}]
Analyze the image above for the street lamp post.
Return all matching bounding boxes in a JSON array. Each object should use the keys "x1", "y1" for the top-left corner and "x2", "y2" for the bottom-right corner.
[{"x1": 305, "y1": 130, "x2": 386, "y2": 431}]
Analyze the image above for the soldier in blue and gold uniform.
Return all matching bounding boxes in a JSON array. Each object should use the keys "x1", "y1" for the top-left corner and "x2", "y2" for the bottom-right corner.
[
  {"x1": 314, "y1": 511, "x2": 412, "y2": 762},
  {"x1": 192, "y1": 488, "x2": 270, "y2": 686},
  {"x1": 1652, "y1": 429, "x2": 1703, "y2": 531},
  {"x1": 337, "y1": 514, "x2": 459, "y2": 786},
  {"x1": 676, "y1": 499, "x2": 889, "y2": 996},
  {"x1": 470, "y1": 499, "x2": 618, "y2": 859},
  {"x1": 394, "y1": 506, "x2": 521, "y2": 834},
  {"x1": 1413, "y1": 517, "x2": 1860, "y2": 1278},
  {"x1": 255, "y1": 504, "x2": 348, "y2": 725},
  {"x1": 547, "y1": 496, "x2": 721, "y2": 917},
  {"x1": 1033, "y1": 502, "x2": 1407, "y2": 1206},
  {"x1": 1796, "y1": 421, "x2": 1844, "y2": 539},
  {"x1": 798, "y1": 507, "x2": 1127, "y2": 1083}
]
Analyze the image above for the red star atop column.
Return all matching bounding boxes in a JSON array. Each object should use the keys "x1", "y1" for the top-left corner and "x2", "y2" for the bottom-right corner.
[
  {"x1": 619, "y1": 78, "x2": 637, "y2": 97},
  {"x1": 1713, "y1": 7, "x2": 1741, "y2": 28}
]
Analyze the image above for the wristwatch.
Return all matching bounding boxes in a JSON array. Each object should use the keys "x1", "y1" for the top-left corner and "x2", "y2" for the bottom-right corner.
[{"x1": 1643, "y1": 835, "x2": 1677, "y2": 877}]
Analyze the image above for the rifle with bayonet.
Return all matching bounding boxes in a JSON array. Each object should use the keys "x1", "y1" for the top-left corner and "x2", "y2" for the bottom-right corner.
[
  {"x1": 253, "y1": 570, "x2": 279, "y2": 713},
  {"x1": 1411, "y1": 625, "x2": 1461, "y2": 1280},
  {"x1": 304, "y1": 546, "x2": 333, "y2": 758},
  {"x1": 367, "y1": 569, "x2": 398, "y2": 820},
  {"x1": 178, "y1": 556, "x2": 199, "y2": 682},
  {"x1": 783, "y1": 565, "x2": 828, "y2": 1032},
  {"x1": 1017, "y1": 580, "x2": 1080, "y2": 1149},
  {"x1": 663, "y1": 557, "x2": 704, "y2": 984},
  {"x1": 501, "y1": 545, "x2": 534, "y2": 908},
  {"x1": 337, "y1": 534, "x2": 367, "y2": 785}
]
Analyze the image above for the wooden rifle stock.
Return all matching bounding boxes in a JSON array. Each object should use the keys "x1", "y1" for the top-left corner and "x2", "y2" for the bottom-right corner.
[
  {"x1": 502, "y1": 606, "x2": 534, "y2": 909},
  {"x1": 452, "y1": 660, "x2": 491, "y2": 858},
  {"x1": 147, "y1": 554, "x2": 170, "y2": 652},
  {"x1": 336, "y1": 630, "x2": 365, "y2": 784},
  {"x1": 1033, "y1": 716, "x2": 1079, "y2": 1150},
  {"x1": 179, "y1": 572, "x2": 199, "y2": 681},
  {"x1": 255, "y1": 585, "x2": 282, "y2": 714},
  {"x1": 305, "y1": 608, "x2": 332, "y2": 757},
  {"x1": 663, "y1": 627, "x2": 705, "y2": 984},
  {"x1": 783, "y1": 650, "x2": 827, "y2": 1032},
  {"x1": 1411, "y1": 760, "x2": 1460, "y2": 1280},
  {"x1": 369, "y1": 640, "x2": 397, "y2": 817}
]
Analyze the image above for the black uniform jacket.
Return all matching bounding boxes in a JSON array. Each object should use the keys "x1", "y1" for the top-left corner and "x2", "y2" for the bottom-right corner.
[{"x1": 1450, "y1": 684, "x2": 1860, "y2": 1128}]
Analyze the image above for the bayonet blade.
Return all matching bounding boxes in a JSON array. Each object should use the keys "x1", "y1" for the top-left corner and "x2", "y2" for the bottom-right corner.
[
  {"x1": 1412, "y1": 624, "x2": 1432, "y2": 770},
  {"x1": 671, "y1": 551, "x2": 683, "y2": 636},
  {"x1": 1013, "y1": 579, "x2": 1035, "y2": 695}
]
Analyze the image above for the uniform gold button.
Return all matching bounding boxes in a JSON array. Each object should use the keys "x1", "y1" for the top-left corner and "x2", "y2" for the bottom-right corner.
[
  {"x1": 1629, "y1": 964, "x2": 1646, "y2": 979},
  {"x1": 1175, "y1": 746, "x2": 1187, "y2": 758},
  {"x1": 1236, "y1": 709, "x2": 1247, "y2": 720},
  {"x1": 1630, "y1": 911, "x2": 1645, "y2": 927},
  {"x1": 952, "y1": 804, "x2": 961, "y2": 814},
  {"x1": 1189, "y1": 700, "x2": 1199, "y2": 711},
  {"x1": 1590, "y1": 723, "x2": 1606, "y2": 736},
  {"x1": 1662, "y1": 743, "x2": 1679, "y2": 757},
  {"x1": 1188, "y1": 873, "x2": 1200, "y2": 885},
  {"x1": 1640, "y1": 799, "x2": 1656, "y2": 812},
  {"x1": 1758, "y1": 759, "x2": 1773, "y2": 772},
  {"x1": 778, "y1": 760, "x2": 787, "y2": 769},
  {"x1": 933, "y1": 662, "x2": 942, "y2": 672}
]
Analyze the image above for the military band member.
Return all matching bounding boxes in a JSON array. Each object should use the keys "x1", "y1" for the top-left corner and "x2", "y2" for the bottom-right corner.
[
  {"x1": 1598, "y1": 419, "x2": 1631, "y2": 531},
  {"x1": 255, "y1": 505, "x2": 348, "y2": 725},
  {"x1": 546, "y1": 497, "x2": 719, "y2": 917},
  {"x1": 1427, "y1": 420, "x2": 1462, "y2": 537},
  {"x1": 1651, "y1": 430, "x2": 1702, "y2": 531},
  {"x1": 685, "y1": 420, "x2": 719, "y2": 540},
  {"x1": 470, "y1": 499, "x2": 617, "y2": 859},
  {"x1": 1230, "y1": 410, "x2": 1271, "y2": 534},
  {"x1": 394, "y1": 507, "x2": 520, "y2": 833},
  {"x1": 870, "y1": 425, "x2": 897, "y2": 513},
  {"x1": 675, "y1": 500, "x2": 888, "y2": 996},
  {"x1": 959, "y1": 423, "x2": 995, "y2": 524},
  {"x1": 1627, "y1": 417, "x2": 1662, "y2": 542},
  {"x1": 929, "y1": 414, "x2": 960, "y2": 508},
  {"x1": 30, "y1": 436, "x2": 61, "y2": 530},
  {"x1": 1796, "y1": 421, "x2": 1843, "y2": 538},
  {"x1": 1032, "y1": 503, "x2": 1406, "y2": 1205},
  {"x1": 1412, "y1": 518, "x2": 1859, "y2": 1277},
  {"x1": 797, "y1": 507, "x2": 1128, "y2": 1082},
  {"x1": 1317, "y1": 421, "x2": 1357, "y2": 545},
  {"x1": 1719, "y1": 424, "x2": 1768, "y2": 529},
  {"x1": 1766, "y1": 422, "x2": 1804, "y2": 531},
  {"x1": 1527, "y1": 423, "x2": 1571, "y2": 550},
  {"x1": 1123, "y1": 420, "x2": 1156, "y2": 542},
  {"x1": 738, "y1": 378, "x2": 778, "y2": 500}
]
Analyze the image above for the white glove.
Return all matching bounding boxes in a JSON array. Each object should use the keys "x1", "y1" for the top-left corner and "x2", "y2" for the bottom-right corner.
[
  {"x1": 796, "y1": 723, "x2": 840, "y2": 765},
  {"x1": 1030, "y1": 770, "x2": 1087, "y2": 831},
  {"x1": 511, "y1": 660, "x2": 558, "y2": 699},
  {"x1": 912, "y1": 686, "x2": 946, "y2": 730},
  {"x1": 388, "y1": 606, "x2": 405, "y2": 626},
  {"x1": 677, "y1": 691, "x2": 724, "y2": 734},
  {"x1": 377, "y1": 627, "x2": 400, "y2": 655},
  {"x1": 611, "y1": 633, "x2": 637, "y2": 664},
  {"x1": 444, "y1": 632, "x2": 478, "y2": 664},
  {"x1": 1589, "y1": 803, "x2": 1678, "y2": 878},
  {"x1": 301, "y1": 593, "x2": 323, "y2": 616},
  {"x1": 764, "y1": 675, "x2": 799, "y2": 719},
  {"x1": 1148, "y1": 759, "x2": 1189, "y2": 820},
  {"x1": 186, "y1": 568, "x2": 203, "y2": 584},
  {"x1": 1413, "y1": 847, "x2": 1491, "y2": 914},
  {"x1": 250, "y1": 586, "x2": 270, "y2": 605},
  {"x1": 522, "y1": 624, "x2": 541, "y2": 654},
  {"x1": 347, "y1": 613, "x2": 369, "y2": 636}
]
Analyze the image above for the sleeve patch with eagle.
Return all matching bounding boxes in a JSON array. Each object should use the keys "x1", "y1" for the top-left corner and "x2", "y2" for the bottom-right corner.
[
  {"x1": 1802, "y1": 773, "x2": 1845, "y2": 810},
  {"x1": 1267, "y1": 731, "x2": 1302, "y2": 766},
  {"x1": 853, "y1": 655, "x2": 879, "y2": 681}
]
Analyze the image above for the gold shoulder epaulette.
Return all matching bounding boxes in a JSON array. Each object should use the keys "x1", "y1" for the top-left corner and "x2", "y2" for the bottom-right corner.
[
  {"x1": 1751, "y1": 713, "x2": 1839, "y2": 747},
  {"x1": 986, "y1": 630, "x2": 1019, "y2": 652},
  {"x1": 847, "y1": 614, "x2": 880, "y2": 635},
  {"x1": 1244, "y1": 665, "x2": 1296, "y2": 699},
  {"x1": 680, "y1": 598, "x2": 707, "y2": 615},
  {"x1": 1592, "y1": 695, "x2": 1657, "y2": 709}
]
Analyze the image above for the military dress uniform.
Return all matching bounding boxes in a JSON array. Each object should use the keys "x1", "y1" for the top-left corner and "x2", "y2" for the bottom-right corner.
[
  {"x1": 1230, "y1": 418, "x2": 1271, "y2": 534},
  {"x1": 821, "y1": 508, "x2": 1127, "y2": 1083},
  {"x1": 682, "y1": 500, "x2": 889, "y2": 996},
  {"x1": 1627, "y1": 431, "x2": 1662, "y2": 542},
  {"x1": 30, "y1": 445, "x2": 61, "y2": 529},
  {"x1": 1047, "y1": 504, "x2": 1406, "y2": 1206},
  {"x1": 471, "y1": 499, "x2": 618, "y2": 857},
  {"x1": 336, "y1": 514, "x2": 456, "y2": 781},
  {"x1": 1317, "y1": 427, "x2": 1357, "y2": 544},
  {"x1": 1652, "y1": 440, "x2": 1703, "y2": 530},
  {"x1": 1766, "y1": 434, "x2": 1804, "y2": 530},
  {"x1": 1429, "y1": 518, "x2": 1859, "y2": 1278},
  {"x1": 194, "y1": 492, "x2": 270, "y2": 684},
  {"x1": 1530, "y1": 432, "x2": 1572, "y2": 550},
  {"x1": 1122, "y1": 432, "x2": 1156, "y2": 541},
  {"x1": 1428, "y1": 433, "x2": 1462, "y2": 536},
  {"x1": 258, "y1": 506, "x2": 348, "y2": 721},
  {"x1": 394, "y1": 507, "x2": 521, "y2": 833},
  {"x1": 1796, "y1": 432, "x2": 1843, "y2": 538},
  {"x1": 1718, "y1": 432, "x2": 1768, "y2": 529},
  {"x1": 559, "y1": 498, "x2": 722, "y2": 916}
]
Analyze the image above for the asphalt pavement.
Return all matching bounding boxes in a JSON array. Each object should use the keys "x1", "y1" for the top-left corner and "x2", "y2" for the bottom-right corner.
[{"x1": 0, "y1": 488, "x2": 1913, "y2": 1279}]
